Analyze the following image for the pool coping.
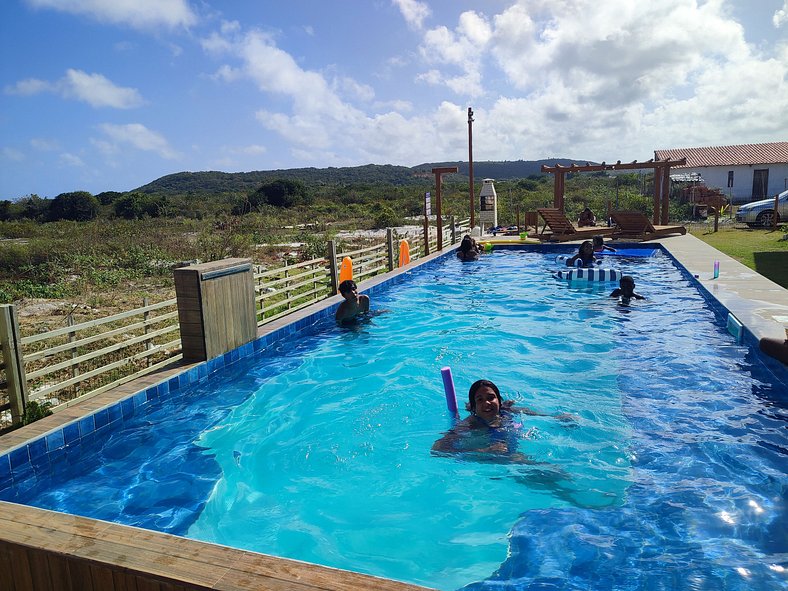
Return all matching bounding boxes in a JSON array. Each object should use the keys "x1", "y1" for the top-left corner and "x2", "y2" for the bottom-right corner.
[{"x1": 0, "y1": 235, "x2": 786, "y2": 591}]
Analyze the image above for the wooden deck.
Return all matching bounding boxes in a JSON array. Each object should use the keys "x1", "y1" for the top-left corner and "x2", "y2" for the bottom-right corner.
[{"x1": 0, "y1": 502, "x2": 435, "y2": 591}]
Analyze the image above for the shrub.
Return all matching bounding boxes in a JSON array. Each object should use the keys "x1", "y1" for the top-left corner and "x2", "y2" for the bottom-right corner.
[{"x1": 49, "y1": 191, "x2": 100, "y2": 221}]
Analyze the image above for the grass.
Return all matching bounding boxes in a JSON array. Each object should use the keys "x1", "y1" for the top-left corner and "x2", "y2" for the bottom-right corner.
[{"x1": 690, "y1": 225, "x2": 788, "y2": 288}]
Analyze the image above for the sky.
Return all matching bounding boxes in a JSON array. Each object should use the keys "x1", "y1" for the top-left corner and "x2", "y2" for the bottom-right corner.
[{"x1": 1, "y1": 0, "x2": 787, "y2": 199}]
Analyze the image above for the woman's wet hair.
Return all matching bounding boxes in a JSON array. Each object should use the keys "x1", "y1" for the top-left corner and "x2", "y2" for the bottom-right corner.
[
  {"x1": 468, "y1": 379, "x2": 502, "y2": 411},
  {"x1": 338, "y1": 279, "x2": 357, "y2": 294},
  {"x1": 459, "y1": 235, "x2": 474, "y2": 253}
]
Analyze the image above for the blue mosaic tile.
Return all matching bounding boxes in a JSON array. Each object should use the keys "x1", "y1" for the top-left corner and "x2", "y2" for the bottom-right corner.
[
  {"x1": 107, "y1": 403, "x2": 122, "y2": 424},
  {"x1": 121, "y1": 397, "x2": 134, "y2": 419},
  {"x1": 223, "y1": 351, "x2": 232, "y2": 366},
  {"x1": 10, "y1": 460, "x2": 33, "y2": 481},
  {"x1": 9, "y1": 446, "x2": 29, "y2": 470},
  {"x1": 157, "y1": 380, "x2": 169, "y2": 397},
  {"x1": 167, "y1": 376, "x2": 180, "y2": 392},
  {"x1": 45, "y1": 429, "x2": 65, "y2": 452},
  {"x1": 94, "y1": 408, "x2": 109, "y2": 430},
  {"x1": 187, "y1": 367, "x2": 199, "y2": 383},
  {"x1": 253, "y1": 338, "x2": 264, "y2": 352},
  {"x1": 198, "y1": 363, "x2": 208, "y2": 379},
  {"x1": 0, "y1": 455, "x2": 11, "y2": 482},
  {"x1": 63, "y1": 422, "x2": 80, "y2": 445},
  {"x1": 30, "y1": 450, "x2": 49, "y2": 472},
  {"x1": 132, "y1": 391, "x2": 146, "y2": 408},
  {"x1": 27, "y1": 437, "x2": 47, "y2": 461},
  {"x1": 78, "y1": 415, "x2": 95, "y2": 438},
  {"x1": 146, "y1": 385, "x2": 159, "y2": 401},
  {"x1": 46, "y1": 447, "x2": 66, "y2": 466}
]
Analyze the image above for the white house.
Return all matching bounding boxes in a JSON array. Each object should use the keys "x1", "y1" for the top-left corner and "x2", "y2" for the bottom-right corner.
[{"x1": 654, "y1": 141, "x2": 788, "y2": 204}]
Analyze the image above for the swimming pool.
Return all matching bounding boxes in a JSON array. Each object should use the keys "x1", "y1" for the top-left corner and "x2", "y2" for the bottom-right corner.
[{"x1": 1, "y1": 246, "x2": 786, "y2": 590}]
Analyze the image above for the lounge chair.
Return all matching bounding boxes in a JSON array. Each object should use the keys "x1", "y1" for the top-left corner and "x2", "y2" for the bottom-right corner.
[
  {"x1": 610, "y1": 211, "x2": 687, "y2": 240},
  {"x1": 533, "y1": 209, "x2": 613, "y2": 242}
]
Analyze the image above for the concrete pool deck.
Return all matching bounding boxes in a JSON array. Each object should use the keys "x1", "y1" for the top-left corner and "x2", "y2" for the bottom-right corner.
[{"x1": 0, "y1": 232, "x2": 786, "y2": 591}]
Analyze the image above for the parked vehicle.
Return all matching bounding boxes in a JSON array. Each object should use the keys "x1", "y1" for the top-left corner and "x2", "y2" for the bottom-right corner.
[{"x1": 735, "y1": 189, "x2": 788, "y2": 227}]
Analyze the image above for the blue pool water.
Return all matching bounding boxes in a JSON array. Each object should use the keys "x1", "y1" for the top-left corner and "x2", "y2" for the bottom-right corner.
[{"x1": 2, "y1": 248, "x2": 787, "y2": 590}]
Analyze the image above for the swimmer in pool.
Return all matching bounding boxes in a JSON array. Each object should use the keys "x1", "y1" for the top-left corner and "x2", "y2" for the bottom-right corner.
[
  {"x1": 431, "y1": 380, "x2": 575, "y2": 459},
  {"x1": 457, "y1": 235, "x2": 480, "y2": 261},
  {"x1": 336, "y1": 279, "x2": 370, "y2": 324},
  {"x1": 593, "y1": 235, "x2": 616, "y2": 253},
  {"x1": 565, "y1": 240, "x2": 597, "y2": 268},
  {"x1": 609, "y1": 275, "x2": 645, "y2": 303}
]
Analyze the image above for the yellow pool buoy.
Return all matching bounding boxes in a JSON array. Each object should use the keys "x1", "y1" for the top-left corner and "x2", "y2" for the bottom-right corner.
[{"x1": 338, "y1": 256, "x2": 353, "y2": 282}]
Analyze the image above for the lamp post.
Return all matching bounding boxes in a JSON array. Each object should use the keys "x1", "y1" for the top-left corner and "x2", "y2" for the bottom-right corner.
[{"x1": 468, "y1": 107, "x2": 474, "y2": 229}]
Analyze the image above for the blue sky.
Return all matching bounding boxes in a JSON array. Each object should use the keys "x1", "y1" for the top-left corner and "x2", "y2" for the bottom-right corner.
[{"x1": 1, "y1": 0, "x2": 787, "y2": 199}]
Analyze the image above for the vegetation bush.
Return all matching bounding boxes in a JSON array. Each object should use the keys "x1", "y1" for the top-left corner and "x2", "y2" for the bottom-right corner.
[{"x1": 49, "y1": 191, "x2": 99, "y2": 221}]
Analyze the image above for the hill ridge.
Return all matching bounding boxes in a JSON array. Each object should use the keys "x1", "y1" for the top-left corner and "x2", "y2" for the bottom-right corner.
[{"x1": 134, "y1": 159, "x2": 592, "y2": 196}]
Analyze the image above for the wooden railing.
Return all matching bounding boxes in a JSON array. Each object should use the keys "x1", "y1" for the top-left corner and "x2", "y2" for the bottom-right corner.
[
  {"x1": 254, "y1": 257, "x2": 332, "y2": 325},
  {"x1": 1, "y1": 218, "x2": 468, "y2": 429}
]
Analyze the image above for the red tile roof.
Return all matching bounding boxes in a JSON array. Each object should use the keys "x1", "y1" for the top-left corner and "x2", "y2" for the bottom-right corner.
[{"x1": 654, "y1": 141, "x2": 788, "y2": 168}]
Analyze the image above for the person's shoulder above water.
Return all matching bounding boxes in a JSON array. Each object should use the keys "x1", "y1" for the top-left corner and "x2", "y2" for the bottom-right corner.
[
  {"x1": 336, "y1": 279, "x2": 371, "y2": 323},
  {"x1": 431, "y1": 379, "x2": 578, "y2": 459},
  {"x1": 609, "y1": 275, "x2": 645, "y2": 300},
  {"x1": 457, "y1": 235, "x2": 480, "y2": 261}
]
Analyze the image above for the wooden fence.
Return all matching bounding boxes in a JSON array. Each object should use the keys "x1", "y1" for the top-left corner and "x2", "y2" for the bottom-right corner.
[{"x1": 1, "y1": 218, "x2": 471, "y2": 429}]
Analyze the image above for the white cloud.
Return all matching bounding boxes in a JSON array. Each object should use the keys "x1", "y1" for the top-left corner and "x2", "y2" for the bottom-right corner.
[
  {"x1": 5, "y1": 69, "x2": 144, "y2": 109},
  {"x1": 417, "y1": 11, "x2": 491, "y2": 98},
  {"x1": 30, "y1": 138, "x2": 59, "y2": 151},
  {"x1": 63, "y1": 70, "x2": 145, "y2": 108},
  {"x1": 407, "y1": 0, "x2": 788, "y2": 162},
  {"x1": 392, "y1": 0, "x2": 431, "y2": 30},
  {"x1": 775, "y1": 1, "x2": 788, "y2": 27},
  {"x1": 59, "y1": 153, "x2": 85, "y2": 167},
  {"x1": 5, "y1": 78, "x2": 55, "y2": 96},
  {"x1": 99, "y1": 123, "x2": 179, "y2": 159},
  {"x1": 25, "y1": 0, "x2": 197, "y2": 30},
  {"x1": 2, "y1": 148, "x2": 25, "y2": 162}
]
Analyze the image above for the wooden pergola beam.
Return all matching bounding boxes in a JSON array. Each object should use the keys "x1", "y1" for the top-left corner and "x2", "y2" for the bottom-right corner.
[
  {"x1": 541, "y1": 158, "x2": 686, "y2": 174},
  {"x1": 540, "y1": 157, "x2": 687, "y2": 219}
]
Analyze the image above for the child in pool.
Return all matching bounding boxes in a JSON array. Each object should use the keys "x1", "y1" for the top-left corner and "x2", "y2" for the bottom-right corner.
[
  {"x1": 610, "y1": 275, "x2": 645, "y2": 302},
  {"x1": 336, "y1": 279, "x2": 370, "y2": 323},
  {"x1": 593, "y1": 235, "x2": 616, "y2": 253},
  {"x1": 431, "y1": 380, "x2": 575, "y2": 458},
  {"x1": 565, "y1": 240, "x2": 597, "y2": 267}
]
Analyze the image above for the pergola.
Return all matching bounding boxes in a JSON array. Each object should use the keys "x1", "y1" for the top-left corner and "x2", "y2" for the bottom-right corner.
[{"x1": 541, "y1": 158, "x2": 687, "y2": 225}]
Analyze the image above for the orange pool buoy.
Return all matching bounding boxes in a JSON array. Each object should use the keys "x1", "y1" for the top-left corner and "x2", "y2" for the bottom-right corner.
[
  {"x1": 398, "y1": 239, "x2": 411, "y2": 267},
  {"x1": 338, "y1": 256, "x2": 353, "y2": 282}
]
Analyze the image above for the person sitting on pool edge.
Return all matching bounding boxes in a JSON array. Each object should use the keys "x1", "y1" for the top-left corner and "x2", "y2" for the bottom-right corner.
[
  {"x1": 335, "y1": 279, "x2": 370, "y2": 324},
  {"x1": 592, "y1": 234, "x2": 616, "y2": 253},
  {"x1": 431, "y1": 379, "x2": 575, "y2": 457},
  {"x1": 565, "y1": 240, "x2": 597, "y2": 267},
  {"x1": 610, "y1": 275, "x2": 645, "y2": 302},
  {"x1": 457, "y1": 235, "x2": 480, "y2": 261},
  {"x1": 578, "y1": 206, "x2": 596, "y2": 227}
]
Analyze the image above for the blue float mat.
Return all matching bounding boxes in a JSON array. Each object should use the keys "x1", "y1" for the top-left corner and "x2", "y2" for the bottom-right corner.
[{"x1": 597, "y1": 248, "x2": 657, "y2": 257}]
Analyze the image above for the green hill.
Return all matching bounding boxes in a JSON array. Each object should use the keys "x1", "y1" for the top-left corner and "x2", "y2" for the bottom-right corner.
[{"x1": 134, "y1": 159, "x2": 592, "y2": 196}]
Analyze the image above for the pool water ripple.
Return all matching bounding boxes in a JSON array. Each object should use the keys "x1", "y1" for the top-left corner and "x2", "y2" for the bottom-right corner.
[{"x1": 2, "y1": 248, "x2": 786, "y2": 590}]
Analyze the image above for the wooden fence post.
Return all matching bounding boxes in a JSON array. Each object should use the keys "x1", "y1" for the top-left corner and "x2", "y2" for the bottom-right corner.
[
  {"x1": 450, "y1": 216, "x2": 456, "y2": 245},
  {"x1": 0, "y1": 304, "x2": 29, "y2": 425},
  {"x1": 142, "y1": 297, "x2": 152, "y2": 367},
  {"x1": 386, "y1": 228, "x2": 395, "y2": 271},
  {"x1": 328, "y1": 240, "x2": 339, "y2": 295},
  {"x1": 423, "y1": 217, "x2": 430, "y2": 256}
]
